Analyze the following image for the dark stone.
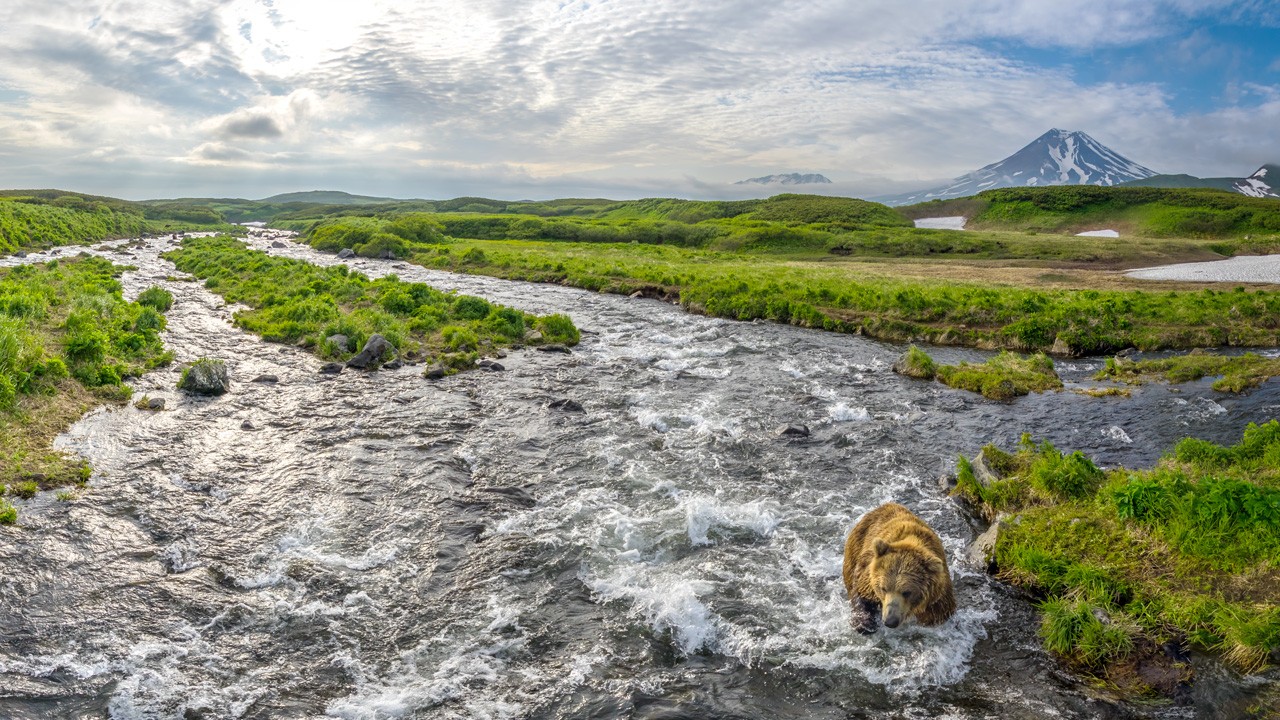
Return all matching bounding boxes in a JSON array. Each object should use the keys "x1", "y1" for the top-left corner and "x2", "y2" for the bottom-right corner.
[
  {"x1": 178, "y1": 359, "x2": 230, "y2": 395},
  {"x1": 271, "y1": 241, "x2": 287, "y2": 248},
  {"x1": 383, "y1": 359, "x2": 403, "y2": 370},
  {"x1": 15, "y1": 251, "x2": 26, "y2": 258},
  {"x1": 251, "y1": 374, "x2": 279, "y2": 384},
  {"x1": 319, "y1": 362, "x2": 344, "y2": 375},
  {"x1": 549, "y1": 398, "x2": 584, "y2": 412},
  {"x1": 241, "y1": 419, "x2": 256, "y2": 430},
  {"x1": 495, "y1": 349, "x2": 508, "y2": 359},
  {"x1": 337, "y1": 248, "x2": 355, "y2": 259},
  {"x1": 779, "y1": 424, "x2": 810, "y2": 438},
  {"x1": 536, "y1": 344, "x2": 571, "y2": 354},
  {"x1": 145, "y1": 397, "x2": 165, "y2": 410},
  {"x1": 325, "y1": 334, "x2": 349, "y2": 351},
  {"x1": 423, "y1": 364, "x2": 446, "y2": 380},
  {"x1": 346, "y1": 334, "x2": 396, "y2": 369},
  {"x1": 478, "y1": 359, "x2": 505, "y2": 372},
  {"x1": 378, "y1": 250, "x2": 396, "y2": 260}
]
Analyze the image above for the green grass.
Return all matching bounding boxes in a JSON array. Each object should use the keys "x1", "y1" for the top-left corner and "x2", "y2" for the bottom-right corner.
[
  {"x1": 344, "y1": 238, "x2": 1280, "y2": 356},
  {"x1": 0, "y1": 258, "x2": 174, "y2": 523},
  {"x1": 163, "y1": 236, "x2": 577, "y2": 372},
  {"x1": 0, "y1": 192, "x2": 236, "y2": 255},
  {"x1": 956, "y1": 423, "x2": 1280, "y2": 676},
  {"x1": 902, "y1": 186, "x2": 1280, "y2": 242},
  {"x1": 1097, "y1": 350, "x2": 1280, "y2": 392}
]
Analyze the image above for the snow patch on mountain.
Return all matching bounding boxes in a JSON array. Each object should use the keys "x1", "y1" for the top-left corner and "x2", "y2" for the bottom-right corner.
[
  {"x1": 1233, "y1": 165, "x2": 1280, "y2": 199},
  {"x1": 735, "y1": 173, "x2": 833, "y2": 186}
]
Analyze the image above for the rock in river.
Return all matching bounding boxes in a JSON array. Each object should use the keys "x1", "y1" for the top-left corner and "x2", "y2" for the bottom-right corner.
[
  {"x1": 178, "y1": 358, "x2": 230, "y2": 395},
  {"x1": 346, "y1": 334, "x2": 397, "y2": 369},
  {"x1": 337, "y1": 248, "x2": 355, "y2": 259}
]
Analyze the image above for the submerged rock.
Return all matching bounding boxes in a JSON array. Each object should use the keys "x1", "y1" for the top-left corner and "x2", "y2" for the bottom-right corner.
[
  {"x1": 337, "y1": 248, "x2": 355, "y2": 259},
  {"x1": 478, "y1": 359, "x2": 505, "y2": 372},
  {"x1": 537, "y1": 344, "x2": 572, "y2": 354},
  {"x1": 779, "y1": 424, "x2": 810, "y2": 438},
  {"x1": 319, "y1": 362, "x2": 344, "y2": 375},
  {"x1": 346, "y1": 334, "x2": 396, "y2": 369},
  {"x1": 135, "y1": 396, "x2": 165, "y2": 411},
  {"x1": 241, "y1": 419, "x2": 256, "y2": 430},
  {"x1": 178, "y1": 359, "x2": 230, "y2": 395},
  {"x1": 251, "y1": 374, "x2": 279, "y2": 384},
  {"x1": 271, "y1": 241, "x2": 287, "y2": 248},
  {"x1": 549, "y1": 398, "x2": 584, "y2": 412}
]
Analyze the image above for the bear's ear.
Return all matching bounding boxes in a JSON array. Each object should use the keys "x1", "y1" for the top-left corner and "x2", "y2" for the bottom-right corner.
[{"x1": 873, "y1": 539, "x2": 891, "y2": 556}]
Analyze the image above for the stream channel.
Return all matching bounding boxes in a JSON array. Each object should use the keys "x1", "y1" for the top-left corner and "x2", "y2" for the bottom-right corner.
[{"x1": 1, "y1": 232, "x2": 1278, "y2": 719}]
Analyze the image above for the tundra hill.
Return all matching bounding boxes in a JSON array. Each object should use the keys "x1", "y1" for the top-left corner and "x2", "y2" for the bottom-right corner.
[
  {"x1": 258, "y1": 190, "x2": 404, "y2": 205},
  {"x1": 899, "y1": 185, "x2": 1280, "y2": 240}
]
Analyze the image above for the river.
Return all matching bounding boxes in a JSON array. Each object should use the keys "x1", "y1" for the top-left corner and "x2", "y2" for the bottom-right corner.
[{"x1": 0, "y1": 232, "x2": 1276, "y2": 719}]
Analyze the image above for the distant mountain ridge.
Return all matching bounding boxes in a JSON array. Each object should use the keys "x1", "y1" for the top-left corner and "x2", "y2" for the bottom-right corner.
[
  {"x1": 880, "y1": 129, "x2": 1156, "y2": 205},
  {"x1": 257, "y1": 190, "x2": 401, "y2": 204},
  {"x1": 1121, "y1": 164, "x2": 1280, "y2": 199},
  {"x1": 735, "y1": 173, "x2": 832, "y2": 186}
]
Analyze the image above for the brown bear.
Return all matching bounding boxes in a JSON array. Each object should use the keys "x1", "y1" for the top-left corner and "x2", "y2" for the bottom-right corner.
[{"x1": 842, "y1": 502, "x2": 956, "y2": 634}]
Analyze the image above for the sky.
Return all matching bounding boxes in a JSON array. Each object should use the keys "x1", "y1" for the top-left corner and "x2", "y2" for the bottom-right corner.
[{"x1": 0, "y1": 0, "x2": 1277, "y2": 201}]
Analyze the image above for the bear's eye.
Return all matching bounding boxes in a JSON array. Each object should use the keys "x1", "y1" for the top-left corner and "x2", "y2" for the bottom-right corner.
[{"x1": 902, "y1": 590, "x2": 914, "y2": 602}]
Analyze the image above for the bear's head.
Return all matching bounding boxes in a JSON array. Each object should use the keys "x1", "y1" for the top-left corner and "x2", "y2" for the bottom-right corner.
[{"x1": 870, "y1": 538, "x2": 945, "y2": 628}]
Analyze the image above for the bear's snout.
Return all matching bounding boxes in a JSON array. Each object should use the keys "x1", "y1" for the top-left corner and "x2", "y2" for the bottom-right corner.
[{"x1": 881, "y1": 597, "x2": 904, "y2": 628}]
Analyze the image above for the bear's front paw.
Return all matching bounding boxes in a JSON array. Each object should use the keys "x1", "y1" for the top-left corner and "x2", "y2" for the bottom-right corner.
[{"x1": 851, "y1": 608, "x2": 878, "y2": 635}]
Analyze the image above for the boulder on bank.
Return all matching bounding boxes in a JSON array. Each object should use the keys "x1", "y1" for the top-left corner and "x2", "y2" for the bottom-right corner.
[
  {"x1": 966, "y1": 514, "x2": 1007, "y2": 572},
  {"x1": 325, "y1": 334, "x2": 349, "y2": 352},
  {"x1": 423, "y1": 364, "x2": 446, "y2": 380},
  {"x1": 178, "y1": 358, "x2": 230, "y2": 395},
  {"x1": 346, "y1": 334, "x2": 397, "y2": 369},
  {"x1": 337, "y1": 248, "x2": 355, "y2": 259}
]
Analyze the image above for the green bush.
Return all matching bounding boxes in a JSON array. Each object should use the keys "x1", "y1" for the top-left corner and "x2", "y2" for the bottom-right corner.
[
  {"x1": 136, "y1": 286, "x2": 174, "y2": 312},
  {"x1": 536, "y1": 313, "x2": 580, "y2": 344}
]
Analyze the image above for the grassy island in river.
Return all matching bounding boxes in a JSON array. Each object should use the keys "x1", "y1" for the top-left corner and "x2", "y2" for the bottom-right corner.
[{"x1": 164, "y1": 236, "x2": 579, "y2": 373}]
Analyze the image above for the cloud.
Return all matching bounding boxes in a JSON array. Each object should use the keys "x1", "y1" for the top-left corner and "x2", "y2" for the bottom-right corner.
[
  {"x1": 204, "y1": 89, "x2": 322, "y2": 143},
  {"x1": 0, "y1": 0, "x2": 1275, "y2": 198}
]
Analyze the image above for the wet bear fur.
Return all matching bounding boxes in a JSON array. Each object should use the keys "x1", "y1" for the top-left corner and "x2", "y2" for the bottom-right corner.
[{"x1": 842, "y1": 502, "x2": 956, "y2": 634}]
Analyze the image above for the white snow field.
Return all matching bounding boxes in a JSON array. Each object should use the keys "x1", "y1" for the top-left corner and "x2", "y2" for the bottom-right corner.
[
  {"x1": 1075, "y1": 229, "x2": 1119, "y2": 237},
  {"x1": 1127, "y1": 255, "x2": 1280, "y2": 284},
  {"x1": 913, "y1": 216, "x2": 967, "y2": 230}
]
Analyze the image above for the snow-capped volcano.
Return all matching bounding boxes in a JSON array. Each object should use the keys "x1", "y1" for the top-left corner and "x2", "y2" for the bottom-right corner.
[
  {"x1": 1233, "y1": 164, "x2": 1280, "y2": 198},
  {"x1": 883, "y1": 129, "x2": 1156, "y2": 205}
]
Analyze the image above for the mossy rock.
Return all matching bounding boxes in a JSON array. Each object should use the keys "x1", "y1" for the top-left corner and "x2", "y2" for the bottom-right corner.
[{"x1": 178, "y1": 358, "x2": 230, "y2": 395}]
